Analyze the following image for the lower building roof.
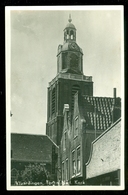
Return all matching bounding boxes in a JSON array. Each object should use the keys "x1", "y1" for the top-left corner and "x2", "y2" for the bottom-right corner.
[{"x1": 11, "y1": 133, "x2": 57, "y2": 163}]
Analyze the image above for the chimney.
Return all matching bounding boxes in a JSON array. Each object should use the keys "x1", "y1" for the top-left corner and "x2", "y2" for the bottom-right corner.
[
  {"x1": 112, "y1": 88, "x2": 121, "y2": 123},
  {"x1": 113, "y1": 88, "x2": 116, "y2": 99}
]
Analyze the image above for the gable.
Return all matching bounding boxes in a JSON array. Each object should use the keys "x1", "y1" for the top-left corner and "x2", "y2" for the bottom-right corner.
[{"x1": 62, "y1": 104, "x2": 70, "y2": 133}]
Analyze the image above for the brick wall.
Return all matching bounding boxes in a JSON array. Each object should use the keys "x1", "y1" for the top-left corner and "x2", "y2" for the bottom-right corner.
[{"x1": 86, "y1": 120, "x2": 121, "y2": 179}]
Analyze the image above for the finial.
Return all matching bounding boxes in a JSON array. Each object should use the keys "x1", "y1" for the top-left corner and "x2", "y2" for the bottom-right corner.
[{"x1": 68, "y1": 14, "x2": 72, "y2": 23}]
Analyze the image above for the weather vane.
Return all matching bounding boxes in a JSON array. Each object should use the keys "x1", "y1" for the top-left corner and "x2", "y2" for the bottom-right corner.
[{"x1": 68, "y1": 14, "x2": 72, "y2": 23}]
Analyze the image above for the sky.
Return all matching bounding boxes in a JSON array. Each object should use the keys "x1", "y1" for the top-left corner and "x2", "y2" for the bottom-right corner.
[{"x1": 8, "y1": 7, "x2": 123, "y2": 135}]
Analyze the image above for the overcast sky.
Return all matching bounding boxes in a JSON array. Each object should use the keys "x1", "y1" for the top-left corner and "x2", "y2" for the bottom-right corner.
[{"x1": 9, "y1": 7, "x2": 123, "y2": 135}]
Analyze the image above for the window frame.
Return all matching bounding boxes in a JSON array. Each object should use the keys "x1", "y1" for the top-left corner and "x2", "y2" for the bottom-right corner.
[
  {"x1": 62, "y1": 161, "x2": 64, "y2": 181},
  {"x1": 76, "y1": 146, "x2": 81, "y2": 174},
  {"x1": 72, "y1": 150, "x2": 76, "y2": 176},
  {"x1": 66, "y1": 158, "x2": 68, "y2": 181},
  {"x1": 63, "y1": 130, "x2": 67, "y2": 151},
  {"x1": 74, "y1": 116, "x2": 78, "y2": 138}
]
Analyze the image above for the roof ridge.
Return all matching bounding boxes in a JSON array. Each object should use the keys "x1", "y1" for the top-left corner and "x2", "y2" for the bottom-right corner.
[
  {"x1": 83, "y1": 95, "x2": 114, "y2": 99},
  {"x1": 11, "y1": 132, "x2": 47, "y2": 137}
]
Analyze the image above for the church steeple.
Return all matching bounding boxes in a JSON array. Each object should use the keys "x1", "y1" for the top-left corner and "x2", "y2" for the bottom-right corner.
[
  {"x1": 46, "y1": 16, "x2": 93, "y2": 145},
  {"x1": 64, "y1": 14, "x2": 76, "y2": 43},
  {"x1": 57, "y1": 16, "x2": 83, "y2": 75}
]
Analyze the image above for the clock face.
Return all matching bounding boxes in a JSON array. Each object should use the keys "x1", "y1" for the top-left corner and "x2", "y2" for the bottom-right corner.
[{"x1": 69, "y1": 42, "x2": 79, "y2": 51}]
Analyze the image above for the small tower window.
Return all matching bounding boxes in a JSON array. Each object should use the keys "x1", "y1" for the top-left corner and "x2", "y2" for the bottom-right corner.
[{"x1": 52, "y1": 88, "x2": 55, "y2": 115}]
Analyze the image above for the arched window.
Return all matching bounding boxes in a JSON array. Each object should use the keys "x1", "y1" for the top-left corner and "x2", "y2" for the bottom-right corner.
[
  {"x1": 67, "y1": 30, "x2": 69, "y2": 39},
  {"x1": 71, "y1": 85, "x2": 80, "y2": 111},
  {"x1": 52, "y1": 88, "x2": 55, "y2": 115},
  {"x1": 70, "y1": 30, "x2": 74, "y2": 40}
]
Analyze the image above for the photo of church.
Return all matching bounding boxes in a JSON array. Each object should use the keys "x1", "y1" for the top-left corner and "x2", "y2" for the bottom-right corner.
[
  {"x1": 7, "y1": 7, "x2": 124, "y2": 190},
  {"x1": 46, "y1": 15, "x2": 121, "y2": 185}
]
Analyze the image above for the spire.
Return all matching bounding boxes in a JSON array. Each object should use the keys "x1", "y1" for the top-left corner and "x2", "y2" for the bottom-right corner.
[{"x1": 68, "y1": 14, "x2": 72, "y2": 23}]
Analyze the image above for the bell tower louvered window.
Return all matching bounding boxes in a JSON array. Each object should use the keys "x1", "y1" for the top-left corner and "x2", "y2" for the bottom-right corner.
[
  {"x1": 52, "y1": 88, "x2": 55, "y2": 115},
  {"x1": 70, "y1": 30, "x2": 74, "y2": 39}
]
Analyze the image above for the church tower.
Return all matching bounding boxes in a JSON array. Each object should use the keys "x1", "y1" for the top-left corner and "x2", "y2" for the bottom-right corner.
[{"x1": 46, "y1": 15, "x2": 93, "y2": 145}]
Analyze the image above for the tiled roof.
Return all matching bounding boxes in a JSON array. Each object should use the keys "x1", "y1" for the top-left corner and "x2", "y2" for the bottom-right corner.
[
  {"x1": 83, "y1": 96, "x2": 121, "y2": 131},
  {"x1": 11, "y1": 133, "x2": 56, "y2": 163}
]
